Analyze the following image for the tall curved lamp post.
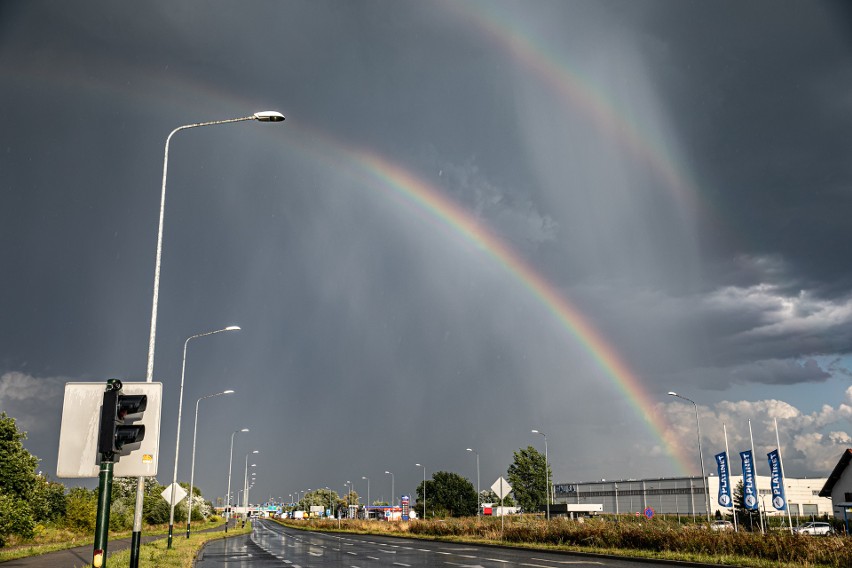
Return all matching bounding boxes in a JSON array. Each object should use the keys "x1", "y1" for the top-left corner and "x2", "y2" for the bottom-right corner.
[
  {"x1": 167, "y1": 326, "x2": 240, "y2": 548},
  {"x1": 466, "y1": 448, "x2": 480, "y2": 516},
  {"x1": 132, "y1": 110, "x2": 284, "y2": 568},
  {"x1": 668, "y1": 391, "x2": 711, "y2": 524},
  {"x1": 415, "y1": 463, "x2": 426, "y2": 519},
  {"x1": 225, "y1": 428, "x2": 249, "y2": 532},
  {"x1": 186, "y1": 389, "x2": 234, "y2": 537},
  {"x1": 531, "y1": 430, "x2": 550, "y2": 521}
]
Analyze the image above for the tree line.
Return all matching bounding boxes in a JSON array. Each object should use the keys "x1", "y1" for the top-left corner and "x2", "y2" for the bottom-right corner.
[{"x1": 0, "y1": 412, "x2": 214, "y2": 547}]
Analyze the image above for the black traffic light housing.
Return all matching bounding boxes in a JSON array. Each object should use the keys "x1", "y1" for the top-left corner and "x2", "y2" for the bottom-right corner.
[{"x1": 98, "y1": 379, "x2": 147, "y2": 461}]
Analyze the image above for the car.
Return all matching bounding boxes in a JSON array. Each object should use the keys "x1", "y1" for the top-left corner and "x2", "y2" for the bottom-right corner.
[
  {"x1": 795, "y1": 522, "x2": 832, "y2": 535},
  {"x1": 710, "y1": 520, "x2": 734, "y2": 531}
]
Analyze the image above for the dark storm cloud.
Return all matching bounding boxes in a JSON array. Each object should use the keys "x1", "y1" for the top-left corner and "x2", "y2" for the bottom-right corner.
[{"x1": 3, "y1": 0, "x2": 852, "y2": 493}]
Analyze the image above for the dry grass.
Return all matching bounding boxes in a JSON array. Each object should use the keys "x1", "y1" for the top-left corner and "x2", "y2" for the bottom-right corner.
[{"x1": 275, "y1": 516, "x2": 852, "y2": 568}]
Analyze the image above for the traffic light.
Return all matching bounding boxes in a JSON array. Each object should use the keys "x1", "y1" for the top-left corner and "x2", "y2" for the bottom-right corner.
[{"x1": 98, "y1": 379, "x2": 147, "y2": 461}]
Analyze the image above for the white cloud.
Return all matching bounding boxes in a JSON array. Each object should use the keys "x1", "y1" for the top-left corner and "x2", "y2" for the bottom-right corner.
[{"x1": 659, "y1": 395, "x2": 852, "y2": 477}]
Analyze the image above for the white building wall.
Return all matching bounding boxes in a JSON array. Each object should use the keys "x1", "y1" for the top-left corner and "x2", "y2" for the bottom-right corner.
[
  {"x1": 555, "y1": 475, "x2": 831, "y2": 518},
  {"x1": 828, "y1": 462, "x2": 852, "y2": 518}
]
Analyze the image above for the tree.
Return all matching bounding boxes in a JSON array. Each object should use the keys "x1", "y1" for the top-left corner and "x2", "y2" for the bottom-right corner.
[
  {"x1": 30, "y1": 475, "x2": 67, "y2": 524},
  {"x1": 0, "y1": 413, "x2": 40, "y2": 545},
  {"x1": 732, "y1": 480, "x2": 760, "y2": 531},
  {"x1": 416, "y1": 471, "x2": 477, "y2": 518},
  {"x1": 507, "y1": 446, "x2": 551, "y2": 513},
  {"x1": 0, "y1": 413, "x2": 39, "y2": 501}
]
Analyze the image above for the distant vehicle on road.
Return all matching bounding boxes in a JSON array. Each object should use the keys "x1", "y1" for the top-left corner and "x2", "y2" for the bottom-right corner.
[
  {"x1": 795, "y1": 522, "x2": 832, "y2": 535},
  {"x1": 710, "y1": 520, "x2": 734, "y2": 531}
]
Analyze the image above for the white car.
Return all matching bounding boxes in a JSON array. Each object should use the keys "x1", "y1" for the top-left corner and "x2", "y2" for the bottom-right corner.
[
  {"x1": 795, "y1": 522, "x2": 832, "y2": 535},
  {"x1": 710, "y1": 520, "x2": 734, "y2": 531}
]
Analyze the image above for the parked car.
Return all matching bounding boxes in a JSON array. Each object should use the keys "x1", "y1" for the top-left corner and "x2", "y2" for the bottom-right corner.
[
  {"x1": 795, "y1": 522, "x2": 832, "y2": 535},
  {"x1": 710, "y1": 520, "x2": 734, "y2": 531}
]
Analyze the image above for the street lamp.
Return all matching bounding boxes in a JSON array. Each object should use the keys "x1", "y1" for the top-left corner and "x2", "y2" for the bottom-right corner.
[
  {"x1": 668, "y1": 391, "x2": 711, "y2": 524},
  {"x1": 168, "y1": 326, "x2": 241, "y2": 548},
  {"x1": 415, "y1": 463, "x2": 426, "y2": 519},
  {"x1": 131, "y1": 110, "x2": 284, "y2": 568},
  {"x1": 186, "y1": 389, "x2": 234, "y2": 538},
  {"x1": 385, "y1": 471, "x2": 394, "y2": 507},
  {"x1": 225, "y1": 428, "x2": 249, "y2": 532},
  {"x1": 243, "y1": 451, "x2": 259, "y2": 512},
  {"x1": 531, "y1": 430, "x2": 550, "y2": 521},
  {"x1": 466, "y1": 448, "x2": 480, "y2": 517},
  {"x1": 362, "y1": 476, "x2": 370, "y2": 519}
]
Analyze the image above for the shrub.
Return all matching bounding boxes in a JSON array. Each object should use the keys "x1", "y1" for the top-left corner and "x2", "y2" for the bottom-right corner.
[{"x1": 0, "y1": 493, "x2": 35, "y2": 547}]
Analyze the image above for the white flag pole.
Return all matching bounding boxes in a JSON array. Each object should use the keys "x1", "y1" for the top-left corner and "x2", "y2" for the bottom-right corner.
[
  {"x1": 748, "y1": 419, "x2": 765, "y2": 534},
  {"x1": 724, "y1": 423, "x2": 738, "y2": 532},
  {"x1": 775, "y1": 418, "x2": 794, "y2": 534}
]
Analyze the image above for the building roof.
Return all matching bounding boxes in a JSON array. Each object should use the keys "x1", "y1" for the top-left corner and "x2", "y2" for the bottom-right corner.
[{"x1": 819, "y1": 448, "x2": 852, "y2": 497}]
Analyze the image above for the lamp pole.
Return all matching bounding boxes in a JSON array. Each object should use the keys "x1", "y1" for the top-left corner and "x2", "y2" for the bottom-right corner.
[
  {"x1": 225, "y1": 428, "x2": 249, "y2": 532},
  {"x1": 362, "y1": 476, "x2": 370, "y2": 519},
  {"x1": 466, "y1": 448, "x2": 480, "y2": 517},
  {"x1": 243, "y1": 451, "x2": 259, "y2": 515},
  {"x1": 415, "y1": 463, "x2": 426, "y2": 519},
  {"x1": 186, "y1": 390, "x2": 233, "y2": 538},
  {"x1": 668, "y1": 392, "x2": 712, "y2": 524},
  {"x1": 132, "y1": 110, "x2": 284, "y2": 568},
  {"x1": 532, "y1": 430, "x2": 550, "y2": 521},
  {"x1": 167, "y1": 326, "x2": 240, "y2": 549},
  {"x1": 385, "y1": 471, "x2": 394, "y2": 507}
]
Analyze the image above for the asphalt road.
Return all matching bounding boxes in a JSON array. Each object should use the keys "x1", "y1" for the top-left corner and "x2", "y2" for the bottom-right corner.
[{"x1": 195, "y1": 519, "x2": 690, "y2": 568}]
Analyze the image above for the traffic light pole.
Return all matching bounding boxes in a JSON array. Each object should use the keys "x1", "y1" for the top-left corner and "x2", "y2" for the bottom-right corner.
[{"x1": 93, "y1": 459, "x2": 114, "y2": 568}]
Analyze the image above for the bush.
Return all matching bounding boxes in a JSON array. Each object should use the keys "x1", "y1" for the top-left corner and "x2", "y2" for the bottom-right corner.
[
  {"x1": 0, "y1": 494, "x2": 35, "y2": 547},
  {"x1": 64, "y1": 488, "x2": 97, "y2": 532}
]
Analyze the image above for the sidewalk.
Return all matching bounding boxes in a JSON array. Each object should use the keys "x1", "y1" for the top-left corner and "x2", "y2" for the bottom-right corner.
[{"x1": 0, "y1": 523, "x2": 228, "y2": 568}]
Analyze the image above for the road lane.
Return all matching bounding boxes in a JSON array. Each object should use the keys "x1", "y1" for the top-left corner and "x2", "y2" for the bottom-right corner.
[{"x1": 196, "y1": 519, "x2": 696, "y2": 568}]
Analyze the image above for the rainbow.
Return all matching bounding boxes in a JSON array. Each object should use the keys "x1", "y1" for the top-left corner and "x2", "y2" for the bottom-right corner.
[
  {"x1": 448, "y1": 1, "x2": 711, "y2": 223},
  {"x1": 6, "y1": 41, "x2": 692, "y2": 472},
  {"x1": 294, "y1": 130, "x2": 690, "y2": 473}
]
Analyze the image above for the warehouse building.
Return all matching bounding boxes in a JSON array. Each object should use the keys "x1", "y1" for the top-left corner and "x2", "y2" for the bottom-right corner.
[{"x1": 554, "y1": 475, "x2": 831, "y2": 518}]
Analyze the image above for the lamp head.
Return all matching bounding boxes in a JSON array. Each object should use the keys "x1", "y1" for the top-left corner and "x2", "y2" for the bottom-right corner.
[
  {"x1": 667, "y1": 391, "x2": 678, "y2": 397},
  {"x1": 240, "y1": 428, "x2": 250, "y2": 432},
  {"x1": 223, "y1": 389, "x2": 235, "y2": 394},
  {"x1": 254, "y1": 110, "x2": 285, "y2": 122},
  {"x1": 531, "y1": 429, "x2": 539, "y2": 434},
  {"x1": 466, "y1": 448, "x2": 474, "y2": 452},
  {"x1": 225, "y1": 325, "x2": 241, "y2": 331}
]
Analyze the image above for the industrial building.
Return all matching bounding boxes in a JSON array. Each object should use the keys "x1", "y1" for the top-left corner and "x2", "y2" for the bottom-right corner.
[{"x1": 554, "y1": 475, "x2": 832, "y2": 518}]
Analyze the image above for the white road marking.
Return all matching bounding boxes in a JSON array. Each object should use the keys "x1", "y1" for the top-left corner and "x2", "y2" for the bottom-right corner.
[
  {"x1": 347, "y1": 551, "x2": 358, "y2": 555},
  {"x1": 531, "y1": 560, "x2": 603, "y2": 566},
  {"x1": 485, "y1": 560, "x2": 509, "y2": 563},
  {"x1": 368, "y1": 556, "x2": 380, "y2": 560},
  {"x1": 394, "y1": 563, "x2": 412, "y2": 567}
]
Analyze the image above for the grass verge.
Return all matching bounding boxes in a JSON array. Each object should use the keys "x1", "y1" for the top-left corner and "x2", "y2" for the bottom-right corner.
[
  {"x1": 80, "y1": 521, "x2": 252, "y2": 568},
  {"x1": 0, "y1": 520, "x2": 226, "y2": 564},
  {"x1": 273, "y1": 517, "x2": 851, "y2": 568}
]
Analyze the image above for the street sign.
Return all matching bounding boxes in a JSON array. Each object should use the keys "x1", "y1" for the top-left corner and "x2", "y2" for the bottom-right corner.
[
  {"x1": 644, "y1": 506, "x2": 655, "y2": 519},
  {"x1": 162, "y1": 483, "x2": 187, "y2": 505},
  {"x1": 491, "y1": 477, "x2": 512, "y2": 500},
  {"x1": 57, "y1": 382, "x2": 162, "y2": 478}
]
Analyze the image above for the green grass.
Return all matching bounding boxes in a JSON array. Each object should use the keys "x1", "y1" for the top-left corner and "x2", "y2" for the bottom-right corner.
[
  {"x1": 0, "y1": 519, "x2": 226, "y2": 564},
  {"x1": 274, "y1": 517, "x2": 852, "y2": 568},
  {"x1": 81, "y1": 521, "x2": 252, "y2": 568}
]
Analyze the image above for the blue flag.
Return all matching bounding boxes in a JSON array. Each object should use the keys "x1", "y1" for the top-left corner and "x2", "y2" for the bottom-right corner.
[
  {"x1": 715, "y1": 452, "x2": 733, "y2": 508},
  {"x1": 740, "y1": 450, "x2": 758, "y2": 510},
  {"x1": 767, "y1": 449, "x2": 787, "y2": 511}
]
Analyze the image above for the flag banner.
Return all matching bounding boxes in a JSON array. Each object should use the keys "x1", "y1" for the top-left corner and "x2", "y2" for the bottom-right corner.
[
  {"x1": 767, "y1": 449, "x2": 787, "y2": 511},
  {"x1": 715, "y1": 452, "x2": 733, "y2": 508},
  {"x1": 740, "y1": 450, "x2": 758, "y2": 510}
]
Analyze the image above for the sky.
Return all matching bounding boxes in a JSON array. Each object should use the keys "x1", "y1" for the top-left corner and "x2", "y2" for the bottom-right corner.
[{"x1": 2, "y1": 0, "x2": 852, "y2": 507}]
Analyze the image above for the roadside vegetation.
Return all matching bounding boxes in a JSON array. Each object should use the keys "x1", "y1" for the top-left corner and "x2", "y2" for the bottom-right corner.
[
  {"x1": 275, "y1": 516, "x2": 852, "y2": 568},
  {"x1": 80, "y1": 520, "x2": 252, "y2": 568},
  {"x1": 0, "y1": 412, "x2": 222, "y2": 561}
]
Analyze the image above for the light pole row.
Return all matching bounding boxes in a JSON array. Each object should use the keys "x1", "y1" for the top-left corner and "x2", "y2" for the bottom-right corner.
[{"x1": 137, "y1": 109, "x2": 284, "y2": 566}]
